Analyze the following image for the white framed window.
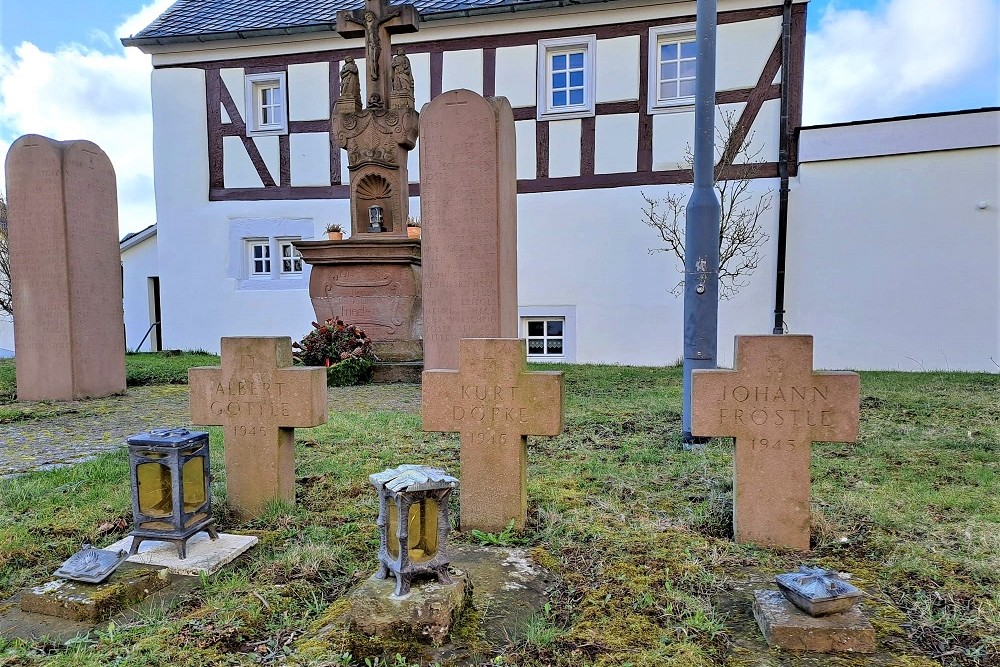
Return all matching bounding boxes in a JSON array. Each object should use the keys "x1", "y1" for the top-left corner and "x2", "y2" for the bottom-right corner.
[
  {"x1": 648, "y1": 24, "x2": 697, "y2": 114},
  {"x1": 244, "y1": 72, "x2": 288, "y2": 136},
  {"x1": 537, "y1": 35, "x2": 596, "y2": 120},
  {"x1": 524, "y1": 318, "x2": 565, "y2": 359},
  {"x1": 278, "y1": 240, "x2": 303, "y2": 275},
  {"x1": 248, "y1": 240, "x2": 271, "y2": 277}
]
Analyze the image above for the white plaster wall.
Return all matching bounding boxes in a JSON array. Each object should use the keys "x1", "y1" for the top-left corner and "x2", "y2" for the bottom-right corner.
[
  {"x1": 739, "y1": 98, "x2": 780, "y2": 163},
  {"x1": 288, "y1": 61, "x2": 330, "y2": 121},
  {"x1": 0, "y1": 319, "x2": 14, "y2": 355},
  {"x1": 595, "y1": 113, "x2": 638, "y2": 173},
  {"x1": 717, "y1": 16, "x2": 781, "y2": 91},
  {"x1": 122, "y1": 236, "x2": 160, "y2": 352},
  {"x1": 223, "y1": 136, "x2": 263, "y2": 188},
  {"x1": 220, "y1": 68, "x2": 245, "y2": 119},
  {"x1": 254, "y1": 135, "x2": 281, "y2": 184},
  {"x1": 495, "y1": 45, "x2": 537, "y2": 107},
  {"x1": 290, "y1": 132, "x2": 332, "y2": 187},
  {"x1": 409, "y1": 52, "x2": 432, "y2": 110},
  {"x1": 514, "y1": 120, "x2": 537, "y2": 180},
  {"x1": 517, "y1": 183, "x2": 780, "y2": 366},
  {"x1": 548, "y1": 119, "x2": 582, "y2": 178},
  {"x1": 787, "y1": 146, "x2": 1000, "y2": 371},
  {"x1": 653, "y1": 103, "x2": 744, "y2": 170},
  {"x1": 442, "y1": 49, "x2": 483, "y2": 95},
  {"x1": 151, "y1": 67, "x2": 338, "y2": 353},
  {"x1": 595, "y1": 36, "x2": 639, "y2": 103}
]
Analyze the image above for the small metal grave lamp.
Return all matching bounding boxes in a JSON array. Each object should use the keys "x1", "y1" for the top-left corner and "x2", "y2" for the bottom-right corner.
[
  {"x1": 775, "y1": 565, "x2": 863, "y2": 616},
  {"x1": 127, "y1": 428, "x2": 219, "y2": 559},
  {"x1": 370, "y1": 464, "x2": 459, "y2": 597},
  {"x1": 368, "y1": 204, "x2": 385, "y2": 233}
]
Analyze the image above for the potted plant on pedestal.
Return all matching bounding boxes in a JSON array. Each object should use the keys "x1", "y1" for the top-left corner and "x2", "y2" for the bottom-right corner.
[
  {"x1": 325, "y1": 223, "x2": 344, "y2": 241},
  {"x1": 406, "y1": 217, "x2": 421, "y2": 239}
]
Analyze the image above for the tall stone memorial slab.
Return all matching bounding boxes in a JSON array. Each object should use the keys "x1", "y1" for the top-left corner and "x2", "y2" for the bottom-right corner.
[
  {"x1": 692, "y1": 335, "x2": 860, "y2": 550},
  {"x1": 189, "y1": 338, "x2": 328, "y2": 520},
  {"x1": 4, "y1": 135, "x2": 126, "y2": 400},
  {"x1": 419, "y1": 90, "x2": 518, "y2": 370},
  {"x1": 423, "y1": 339, "x2": 564, "y2": 532}
]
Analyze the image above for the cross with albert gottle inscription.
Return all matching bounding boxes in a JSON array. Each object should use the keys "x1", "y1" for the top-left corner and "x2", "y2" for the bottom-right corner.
[
  {"x1": 692, "y1": 335, "x2": 860, "y2": 551},
  {"x1": 337, "y1": 0, "x2": 419, "y2": 105},
  {"x1": 188, "y1": 338, "x2": 328, "y2": 521},
  {"x1": 423, "y1": 339, "x2": 564, "y2": 533}
]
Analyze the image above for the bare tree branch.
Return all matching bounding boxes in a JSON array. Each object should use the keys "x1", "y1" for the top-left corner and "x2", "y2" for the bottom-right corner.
[
  {"x1": 0, "y1": 193, "x2": 11, "y2": 321},
  {"x1": 640, "y1": 109, "x2": 772, "y2": 299}
]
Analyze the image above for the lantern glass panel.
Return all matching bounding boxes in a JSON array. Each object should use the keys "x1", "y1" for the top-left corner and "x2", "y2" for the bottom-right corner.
[
  {"x1": 181, "y1": 453, "x2": 207, "y2": 513},
  {"x1": 136, "y1": 457, "x2": 172, "y2": 517},
  {"x1": 387, "y1": 498, "x2": 439, "y2": 563}
]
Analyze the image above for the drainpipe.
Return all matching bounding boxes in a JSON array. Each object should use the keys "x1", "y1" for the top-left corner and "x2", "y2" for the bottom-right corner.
[{"x1": 772, "y1": 0, "x2": 793, "y2": 334}]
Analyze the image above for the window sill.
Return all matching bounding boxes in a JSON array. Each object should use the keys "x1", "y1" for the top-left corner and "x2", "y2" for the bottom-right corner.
[
  {"x1": 246, "y1": 126, "x2": 288, "y2": 138},
  {"x1": 648, "y1": 100, "x2": 696, "y2": 115},
  {"x1": 537, "y1": 106, "x2": 596, "y2": 122}
]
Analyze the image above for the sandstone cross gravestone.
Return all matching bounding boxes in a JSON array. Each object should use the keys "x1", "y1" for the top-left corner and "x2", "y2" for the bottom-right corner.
[
  {"x1": 692, "y1": 335, "x2": 860, "y2": 550},
  {"x1": 419, "y1": 90, "x2": 518, "y2": 370},
  {"x1": 4, "y1": 135, "x2": 126, "y2": 400},
  {"x1": 423, "y1": 339, "x2": 563, "y2": 532},
  {"x1": 189, "y1": 338, "x2": 328, "y2": 520}
]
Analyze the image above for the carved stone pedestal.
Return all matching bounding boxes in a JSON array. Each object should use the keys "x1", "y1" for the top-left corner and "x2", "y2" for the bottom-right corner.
[{"x1": 295, "y1": 237, "x2": 422, "y2": 382}]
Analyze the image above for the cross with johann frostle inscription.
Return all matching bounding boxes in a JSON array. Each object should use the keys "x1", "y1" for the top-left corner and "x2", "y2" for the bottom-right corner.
[
  {"x1": 692, "y1": 335, "x2": 860, "y2": 551},
  {"x1": 337, "y1": 0, "x2": 419, "y2": 106}
]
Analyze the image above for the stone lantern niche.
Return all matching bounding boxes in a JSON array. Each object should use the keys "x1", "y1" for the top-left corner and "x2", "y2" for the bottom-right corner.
[
  {"x1": 127, "y1": 428, "x2": 219, "y2": 559},
  {"x1": 370, "y1": 464, "x2": 459, "y2": 597}
]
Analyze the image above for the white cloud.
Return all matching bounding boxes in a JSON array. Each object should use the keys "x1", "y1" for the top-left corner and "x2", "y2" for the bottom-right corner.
[
  {"x1": 0, "y1": 0, "x2": 173, "y2": 235},
  {"x1": 803, "y1": 0, "x2": 998, "y2": 124}
]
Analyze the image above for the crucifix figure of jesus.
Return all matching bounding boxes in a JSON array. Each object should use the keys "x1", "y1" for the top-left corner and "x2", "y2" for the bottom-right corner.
[{"x1": 337, "y1": 0, "x2": 419, "y2": 106}]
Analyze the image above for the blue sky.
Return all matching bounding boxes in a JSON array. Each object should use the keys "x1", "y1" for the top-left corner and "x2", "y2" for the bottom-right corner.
[{"x1": 1, "y1": 0, "x2": 998, "y2": 231}]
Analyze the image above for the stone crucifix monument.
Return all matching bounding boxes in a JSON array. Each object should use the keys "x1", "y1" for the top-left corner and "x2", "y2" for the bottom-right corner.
[
  {"x1": 294, "y1": 0, "x2": 422, "y2": 380},
  {"x1": 189, "y1": 338, "x2": 328, "y2": 520},
  {"x1": 4, "y1": 135, "x2": 126, "y2": 400},
  {"x1": 423, "y1": 339, "x2": 564, "y2": 532},
  {"x1": 692, "y1": 335, "x2": 860, "y2": 551}
]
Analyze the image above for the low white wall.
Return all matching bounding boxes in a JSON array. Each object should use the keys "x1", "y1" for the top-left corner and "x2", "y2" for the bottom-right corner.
[
  {"x1": 787, "y1": 142, "x2": 999, "y2": 371},
  {"x1": 0, "y1": 318, "x2": 13, "y2": 356}
]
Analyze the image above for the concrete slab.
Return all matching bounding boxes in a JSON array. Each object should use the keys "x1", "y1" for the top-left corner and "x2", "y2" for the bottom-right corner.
[
  {"x1": 18, "y1": 562, "x2": 168, "y2": 623},
  {"x1": 105, "y1": 532, "x2": 258, "y2": 576},
  {"x1": 753, "y1": 589, "x2": 876, "y2": 653}
]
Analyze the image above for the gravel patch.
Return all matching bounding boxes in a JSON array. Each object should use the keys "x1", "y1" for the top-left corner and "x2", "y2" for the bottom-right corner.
[{"x1": 0, "y1": 383, "x2": 423, "y2": 476}]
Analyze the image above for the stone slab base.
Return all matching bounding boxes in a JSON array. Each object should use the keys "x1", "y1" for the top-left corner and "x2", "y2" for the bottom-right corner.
[
  {"x1": 104, "y1": 532, "x2": 258, "y2": 576},
  {"x1": 753, "y1": 590, "x2": 875, "y2": 653},
  {"x1": 19, "y1": 562, "x2": 169, "y2": 623},
  {"x1": 2, "y1": 573, "x2": 199, "y2": 642},
  {"x1": 373, "y1": 340, "x2": 423, "y2": 362},
  {"x1": 372, "y1": 361, "x2": 423, "y2": 384},
  {"x1": 342, "y1": 570, "x2": 470, "y2": 645}
]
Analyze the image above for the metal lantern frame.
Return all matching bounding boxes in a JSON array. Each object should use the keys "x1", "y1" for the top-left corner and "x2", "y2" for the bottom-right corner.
[
  {"x1": 370, "y1": 465, "x2": 458, "y2": 597},
  {"x1": 127, "y1": 428, "x2": 219, "y2": 559}
]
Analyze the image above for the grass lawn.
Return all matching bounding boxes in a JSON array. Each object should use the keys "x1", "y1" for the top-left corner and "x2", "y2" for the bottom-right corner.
[{"x1": 0, "y1": 363, "x2": 996, "y2": 666}]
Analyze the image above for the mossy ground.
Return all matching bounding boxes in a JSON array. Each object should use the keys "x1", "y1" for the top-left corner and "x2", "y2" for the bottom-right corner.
[{"x1": 0, "y1": 365, "x2": 996, "y2": 666}]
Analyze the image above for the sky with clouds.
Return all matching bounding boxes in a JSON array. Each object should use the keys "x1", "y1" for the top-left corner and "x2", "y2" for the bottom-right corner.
[{"x1": 1, "y1": 0, "x2": 997, "y2": 234}]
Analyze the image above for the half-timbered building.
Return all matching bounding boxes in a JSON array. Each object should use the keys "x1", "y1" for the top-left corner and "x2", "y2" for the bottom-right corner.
[{"x1": 121, "y1": 1, "x2": 999, "y2": 371}]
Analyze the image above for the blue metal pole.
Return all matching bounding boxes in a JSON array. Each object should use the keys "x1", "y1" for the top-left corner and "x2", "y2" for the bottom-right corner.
[{"x1": 682, "y1": 0, "x2": 721, "y2": 444}]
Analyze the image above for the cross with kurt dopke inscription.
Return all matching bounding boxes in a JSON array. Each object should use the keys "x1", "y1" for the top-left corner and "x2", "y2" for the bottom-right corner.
[
  {"x1": 189, "y1": 338, "x2": 328, "y2": 520},
  {"x1": 692, "y1": 335, "x2": 859, "y2": 551},
  {"x1": 423, "y1": 339, "x2": 564, "y2": 532}
]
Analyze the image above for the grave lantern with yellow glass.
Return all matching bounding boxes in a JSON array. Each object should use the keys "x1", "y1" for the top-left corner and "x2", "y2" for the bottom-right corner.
[
  {"x1": 127, "y1": 428, "x2": 218, "y2": 559},
  {"x1": 370, "y1": 464, "x2": 459, "y2": 597}
]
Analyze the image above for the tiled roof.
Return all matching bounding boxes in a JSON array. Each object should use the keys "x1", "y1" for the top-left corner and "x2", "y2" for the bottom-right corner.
[{"x1": 123, "y1": 0, "x2": 559, "y2": 46}]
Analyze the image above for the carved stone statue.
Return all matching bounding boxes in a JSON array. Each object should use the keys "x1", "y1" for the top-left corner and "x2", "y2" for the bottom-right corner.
[
  {"x1": 361, "y1": 8, "x2": 401, "y2": 80},
  {"x1": 340, "y1": 57, "x2": 360, "y2": 100},
  {"x1": 391, "y1": 48, "x2": 414, "y2": 97}
]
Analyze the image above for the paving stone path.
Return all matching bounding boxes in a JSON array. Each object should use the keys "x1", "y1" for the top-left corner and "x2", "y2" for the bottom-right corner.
[{"x1": 0, "y1": 383, "x2": 421, "y2": 476}]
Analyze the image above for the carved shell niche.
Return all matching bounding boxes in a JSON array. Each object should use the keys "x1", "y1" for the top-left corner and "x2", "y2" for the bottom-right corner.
[{"x1": 356, "y1": 173, "x2": 392, "y2": 201}]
